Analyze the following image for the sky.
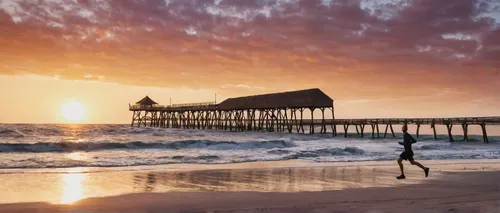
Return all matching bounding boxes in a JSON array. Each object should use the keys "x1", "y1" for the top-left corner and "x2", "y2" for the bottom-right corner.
[{"x1": 0, "y1": 0, "x2": 499, "y2": 124}]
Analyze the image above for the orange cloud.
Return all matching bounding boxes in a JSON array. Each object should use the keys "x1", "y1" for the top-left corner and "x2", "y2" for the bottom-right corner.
[{"x1": 0, "y1": 0, "x2": 498, "y2": 103}]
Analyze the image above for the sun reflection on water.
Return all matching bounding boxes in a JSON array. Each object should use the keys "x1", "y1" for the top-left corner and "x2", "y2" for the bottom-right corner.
[
  {"x1": 66, "y1": 152, "x2": 87, "y2": 161},
  {"x1": 59, "y1": 168, "x2": 86, "y2": 204}
]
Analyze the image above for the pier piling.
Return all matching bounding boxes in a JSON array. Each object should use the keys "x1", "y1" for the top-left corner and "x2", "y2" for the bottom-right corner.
[
  {"x1": 371, "y1": 124, "x2": 376, "y2": 139},
  {"x1": 416, "y1": 123, "x2": 421, "y2": 138},
  {"x1": 481, "y1": 123, "x2": 489, "y2": 144},
  {"x1": 384, "y1": 124, "x2": 389, "y2": 138},
  {"x1": 344, "y1": 124, "x2": 349, "y2": 138},
  {"x1": 360, "y1": 124, "x2": 365, "y2": 138},
  {"x1": 431, "y1": 121, "x2": 437, "y2": 140},
  {"x1": 446, "y1": 124, "x2": 454, "y2": 142},
  {"x1": 390, "y1": 124, "x2": 395, "y2": 137},
  {"x1": 462, "y1": 123, "x2": 468, "y2": 142}
]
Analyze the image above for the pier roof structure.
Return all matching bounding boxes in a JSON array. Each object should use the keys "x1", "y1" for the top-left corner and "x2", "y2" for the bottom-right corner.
[
  {"x1": 217, "y1": 88, "x2": 333, "y2": 110},
  {"x1": 130, "y1": 88, "x2": 334, "y2": 111},
  {"x1": 136, "y1": 96, "x2": 158, "y2": 106}
]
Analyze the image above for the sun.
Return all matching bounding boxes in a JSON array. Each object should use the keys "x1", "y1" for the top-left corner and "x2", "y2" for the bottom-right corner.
[{"x1": 61, "y1": 101, "x2": 85, "y2": 122}]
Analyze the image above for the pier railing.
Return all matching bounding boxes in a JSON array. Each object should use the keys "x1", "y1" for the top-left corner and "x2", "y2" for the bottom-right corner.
[
  {"x1": 129, "y1": 104, "x2": 169, "y2": 110},
  {"x1": 129, "y1": 102, "x2": 217, "y2": 111},
  {"x1": 171, "y1": 102, "x2": 216, "y2": 108},
  {"x1": 331, "y1": 117, "x2": 500, "y2": 125}
]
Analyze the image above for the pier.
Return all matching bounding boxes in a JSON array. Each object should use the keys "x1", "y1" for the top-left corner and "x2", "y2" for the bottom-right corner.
[{"x1": 129, "y1": 88, "x2": 500, "y2": 143}]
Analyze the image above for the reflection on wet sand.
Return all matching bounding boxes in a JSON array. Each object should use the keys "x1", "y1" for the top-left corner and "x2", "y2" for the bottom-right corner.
[
  {"x1": 59, "y1": 173, "x2": 85, "y2": 204},
  {"x1": 0, "y1": 165, "x2": 428, "y2": 204},
  {"x1": 131, "y1": 166, "x2": 422, "y2": 193},
  {"x1": 133, "y1": 173, "x2": 157, "y2": 192},
  {"x1": 56, "y1": 168, "x2": 87, "y2": 204}
]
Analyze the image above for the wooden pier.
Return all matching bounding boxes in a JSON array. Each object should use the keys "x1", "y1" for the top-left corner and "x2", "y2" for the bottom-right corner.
[{"x1": 129, "y1": 89, "x2": 500, "y2": 143}]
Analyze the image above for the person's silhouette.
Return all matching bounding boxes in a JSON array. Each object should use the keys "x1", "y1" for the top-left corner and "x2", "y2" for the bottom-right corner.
[{"x1": 396, "y1": 125, "x2": 429, "y2": 179}]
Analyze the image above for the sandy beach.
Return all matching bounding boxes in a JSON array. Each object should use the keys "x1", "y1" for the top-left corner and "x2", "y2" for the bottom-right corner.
[{"x1": 1, "y1": 159, "x2": 499, "y2": 213}]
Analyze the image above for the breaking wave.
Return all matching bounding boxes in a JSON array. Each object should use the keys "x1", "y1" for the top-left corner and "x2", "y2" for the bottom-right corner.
[
  {"x1": 0, "y1": 128, "x2": 25, "y2": 138},
  {"x1": 416, "y1": 144, "x2": 453, "y2": 150},
  {"x1": 279, "y1": 147, "x2": 366, "y2": 159},
  {"x1": 0, "y1": 139, "x2": 296, "y2": 153}
]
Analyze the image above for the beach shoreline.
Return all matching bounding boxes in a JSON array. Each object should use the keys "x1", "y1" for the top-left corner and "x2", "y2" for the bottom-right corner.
[
  {"x1": 2, "y1": 158, "x2": 500, "y2": 173},
  {"x1": 1, "y1": 159, "x2": 500, "y2": 212}
]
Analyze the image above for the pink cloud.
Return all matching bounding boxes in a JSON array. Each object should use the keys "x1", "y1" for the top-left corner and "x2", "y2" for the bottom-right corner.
[{"x1": 0, "y1": 0, "x2": 498, "y2": 101}]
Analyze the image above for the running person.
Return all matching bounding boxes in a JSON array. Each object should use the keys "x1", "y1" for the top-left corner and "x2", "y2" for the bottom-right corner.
[{"x1": 397, "y1": 125, "x2": 430, "y2": 179}]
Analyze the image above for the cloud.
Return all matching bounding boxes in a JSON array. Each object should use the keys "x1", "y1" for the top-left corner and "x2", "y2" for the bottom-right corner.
[{"x1": 0, "y1": 0, "x2": 499, "y2": 100}]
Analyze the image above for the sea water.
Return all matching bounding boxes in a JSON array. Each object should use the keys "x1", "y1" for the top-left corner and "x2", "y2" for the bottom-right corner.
[{"x1": 0, "y1": 124, "x2": 499, "y2": 169}]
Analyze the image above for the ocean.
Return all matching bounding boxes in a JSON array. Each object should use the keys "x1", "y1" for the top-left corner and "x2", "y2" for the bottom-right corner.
[{"x1": 0, "y1": 124, "x2": 499, "y2": 169}]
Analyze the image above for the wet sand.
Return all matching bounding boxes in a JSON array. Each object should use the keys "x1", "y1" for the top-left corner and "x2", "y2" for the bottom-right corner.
[{"x1": 1, "y1": 159, "x2": 500, "y2": 213}]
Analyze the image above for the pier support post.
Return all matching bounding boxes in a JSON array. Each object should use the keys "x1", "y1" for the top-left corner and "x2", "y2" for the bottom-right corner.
[
  {"x1": 131, "y1": 111, "x2": 137, "y2": 127},
  {"x1": 384, "y1": 124, "x2": 389, "y2": 138},
  {"x1": 431, "y1": 121, "x2": 437, "y2": 140},
  {"x1": 170, "y1": 112, "x2": 174, "y2": 128},
  {"x1": 371, "y1": 124, "x2": 375, "y2": 139},
  {"x1": 416, "y1": 123, "x2": 421, "y2": 138},
  {"x1": 446, "y1": 124, "x2": 454, "y2": 142},
  {"x1": 140, "y1": 111, "x2": 145, "y2": 127},
  {"x1": 198, "y1": 111, "x2": 203, "y2": 130},
  {"x1": 250, "y1": 110, "x2": 255, "y2": 131},
  {"x1": 389, "y1": 123, "x2": 395, "y2": 137},
  {"x1": 138, "y1": 111, "x2": 143, "y2": 127},
  {"x1": 277, "y1": 109, "x2": 282, "y2": 132},
  {"x1": 462, "y1": 123, "x2": 468, "y2": 142},
  {"x1": 265, "y1": 110, "x2": 270, "y2": 132},
  {"x1": 320, "y1": 108, "x2": 326, "y2": 134},
  {"x1": 163, "y1": 112, "x2": 167, "y2": 128},
  {"x1": 281, "y1": 109, "x2": 286, "y2": 132},
  {"x1": 330, "y1": 107, "x2": 337, "y2": 137},
  {"x1": 257, "y1": 110, "x2": 263, "y2": 131},
  {"x1": 310, "y1": 108, "x2": 315, "y2": 134},
  {"x1": 236, "y1": 110, "x2": 240, "y2": 131},
  {"x1": 269, "y1": 109, "x2": 278, "y2": 132},
  {"x1": 285, "y1": 109, "x2": 292, "y2": 133},
  {"x1": 149, "y1": 112, "x2": 153, "y2": 127},
  {"x1": 242, "y1": 110, "x2": 247, "y2": 131},
  {"x1": 157, "y1": 112, "x2": 162, "y2": 128},
  {"x1": 153, "y1": 112, "x2": 158, "y2": 127},
  {"x1": 192, "y1": 111, "x2": 196, "y2": 129},
  {"x1": 293, "y1": 109, "x2": 297, "y2": 133},
  {"x1": 299, "y1": 108, "x2": 305, "y2": 134},
  {"x1": 262, "y1": 109, "x2": 269, "y2": 131},
  {"x1": 224, "y1": 111, "x2": 229, "y2": 130},
  {"x1": 344, "y1": 124, "x2": 349, "y2": 138},
  {"x1": 481, "y1": 123, "x2": 489, "y2": 144},
  {"x1": 360, "y1": 124, "x2": 365, "y2": 138},
  {"x1": 250, "y1": 110, "x2": 256, "y2": 131}
]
